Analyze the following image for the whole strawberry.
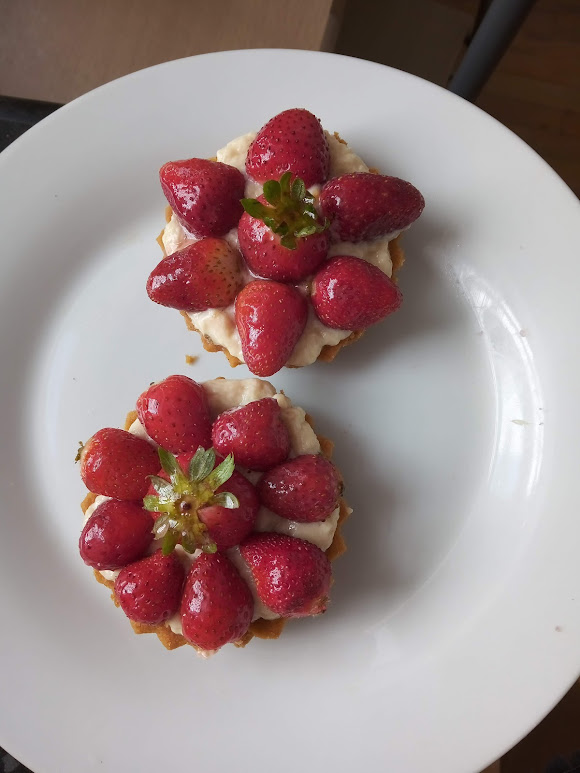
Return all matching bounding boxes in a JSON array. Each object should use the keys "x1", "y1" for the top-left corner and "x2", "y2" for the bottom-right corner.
[
  {"x1": 311, "y1": 256, "x2": 402, "y2": 330},
  {"x1": 238, "y1": 186, "x2": 329, "y2": 282},
  {"x1": 212, "y1": 398, "x2": 290, "y2": 471},
  {"x1": 259, "y1": 454, "x2": 341, "y2": 523},
  {"x1": 246, "y1": 109, "x2": 329, "y2": 188},
  {"x1": 147, "y1": 239, "x2": 243, "y2": 312},
  {"x1": 240, "y1": 533, "x2": 332, "y2": 617},
  {"x1": 180, "y1": 552, "x2": 253, "y2": 650},
  {"x1": 115, "y1": 550, "x2": 185, "y2": 625},
  {"x1": 144, "y1": 446, "x2": 244, "y2": 555},
  {"x1": 79, "y1": 499, "x2": 154, "y2": 570},
  {"x1": 78, "y1": 428, "x2": 159, "y2": 500},
  {"x1": 137, "y1": 375, "x2": 212, "y2": 454},
  {"x1": 319, "y1": 172, "x2": 424, "y2": 242},
  {"x1": 159, "y1": 158, "x2": 245, "y2": 238},
  {"x1": 235, "y1": 280, "x2": 308, "y2": 376},
  {"x1": 199, "y1": 471, "x2": 259, "y2": 550},
  {"x1": 148, "y1": 449, "x2": 259, "y2": 552}
]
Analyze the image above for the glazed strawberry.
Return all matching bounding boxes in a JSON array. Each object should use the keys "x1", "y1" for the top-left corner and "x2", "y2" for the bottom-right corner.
[
  {"x1": 144, "y1": 447, "x2": 241, "y2": 555},
  {"x1": 311, "y1": 256, "x2": 402, "y2": 329},
  {"x1": 239, "y1": 179, "x2": 329, "y2": 281},
  {"x1": 235, "y1": 280, "x2": 308, "y2": 377},
  {"x1": 259, "y1": 454, "x2": 341, "y2": 523},
  {"x1": 137, "y1": 375, "x2": 212, "y2": 454},
  {"x1": 115, "y1": 550, "x2": 185, "y2": 625},
  {"x1": 319, "y1": 172, "x2": 424, "y2": 242},
  {"x1": 78, "y1": 428, "x2": 159, "y2": 500},
  {"x1": 159, "y1": 158, "x2": 245, "y2": 238},
  {"x1": 212, "y1": 398, "x2": 290, "y2": 471},
  {"x1": 199, "y1": 471, "x2": 259, "y2": 550},
  {"x1": 180, "y1": 552, "x2": 253, "y2": 650},
  {"x1": 240, "y1": 533, "x2": 332, "y2": 617},
  {"x1": 79, "y1": 499, "x2": 154, "y2": 570},
  {"x1": 147, "y1": 239, "x2": 243, "y2": 312},
  {"x1": 246, "y1": 109, "x2": 329, "y2": 188}
]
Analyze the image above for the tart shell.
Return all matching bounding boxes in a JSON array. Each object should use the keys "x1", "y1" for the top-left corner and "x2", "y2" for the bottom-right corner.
[{"x1": 81, "y1": 407, "x2": 351, "y2": 652}]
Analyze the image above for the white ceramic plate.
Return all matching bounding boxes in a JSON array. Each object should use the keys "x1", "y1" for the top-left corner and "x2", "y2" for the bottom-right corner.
[{"x1": 1, "y1": 50, "x2": 580, "y2": 773}]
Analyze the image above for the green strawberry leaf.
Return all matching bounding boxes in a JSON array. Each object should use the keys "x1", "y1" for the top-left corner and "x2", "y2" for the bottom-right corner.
[
  {"x1": 291, "y1": 177, "x2": 306, "y2": 201},
  {"x1": 210, "y1": 491, "x2": 239, "y2": 509},
  {"x1": 158, "y1": 447, "x2": 179, "y2": 477},
  {"x1": 241, "y1": 198, "x2": 269, "y2": 219},
  {"x1": 188, "y1": 447, "x2": 216, "y2": 483},
  {"x1": 205, "y1": 453, "x2": 235, "y2": 491},
  {"x1": 149, "y1": 475, "x2": 177, "y2": 503},
  {"x1": 161, "y1": 529, "x2": 179, "y2": 556},
  {"x1": 263, "y1": 179, "x2": 281, "y2": 205},
  {"x1": 280, "y1": 233, "x2": 297, "y2": 249}
]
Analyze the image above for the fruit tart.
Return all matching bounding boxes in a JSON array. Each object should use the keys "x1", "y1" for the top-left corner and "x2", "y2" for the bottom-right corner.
[
  {"x1": 77, "y1": 375, "x2": 351, "y2": 656},
  {"x1": 147, "y1": 108, "x2": 425, "y2": 376}
]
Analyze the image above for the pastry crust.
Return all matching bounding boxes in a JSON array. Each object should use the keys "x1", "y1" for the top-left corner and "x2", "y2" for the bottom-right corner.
[
  {"x1": 156, "y1": 132, "x2": 406, "y2": 370},
  {"x1": 81, "y1": 409, "x2": 351, "y2": 652}
]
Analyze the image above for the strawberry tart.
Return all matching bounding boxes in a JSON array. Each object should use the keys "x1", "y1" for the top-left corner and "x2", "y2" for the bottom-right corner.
[
  {"x1": 147, "y1": 108, "x2": 424, "y2": 376},
  {"x1": 78, "y1": 375, "x2": 350, "y2": 656}
]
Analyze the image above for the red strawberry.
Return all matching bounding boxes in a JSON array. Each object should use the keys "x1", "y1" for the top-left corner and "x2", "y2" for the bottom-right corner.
[
  {"x1": 159, "y1": 158, "x2": 245, "y2": 238},
  {"x1": 199, "y1": 471, "x2": 259, "y2": 550},
  {"x1": 137, "y1": 375, "x2": 212, "y2": 454},
  {"x1": 115, "y1": 550, "x2": 185, "y2": 625},
  {"x1": 79, "y1": 499, "x2": 154, "y2": 570},
  {"x1": 235, "y1": 280, "x2": 308, "y2": 376},
  {"x1": 258, "y1": 454, "x2": 341, "y2": 523},
  {"x1": 212, "y1": 398, "x2": 290, "y2": 471},
  {"x1": 239, "y1": 533, "x2": 332, "y2": 617},
  {"x1": 319, "y1": 173, "x2": 424, "y2": 242},
  {"x1": 147, "y1": 239, "x2": 243, "y2": 312},
  {"x1": 238, "y1": 206, "x2": 329, "y2": 282},
  {"x1": 246, "y1": 109, "x2": 329, "y2": 188},
  {"x1": 147, "y1": 451, "x2": 259, "y2": 551},
  {"x1": 180, "y1": 552, "x2": 253, "y2": 650},
  {"x1": 79, "y1": 428, "x2": 159, "y2": 500},
  {"x1": 311, "y1": 256, "x2": 402, "y2": 329}
]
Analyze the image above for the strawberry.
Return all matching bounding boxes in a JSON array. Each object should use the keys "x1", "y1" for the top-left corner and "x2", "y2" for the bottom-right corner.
[
  {"x1": 79, "y1": 499, "x2": 154, "y2": 570},
  {"x1": 180, "y1": 552, "x2": 253, "y2": 650},
  {"x1": 144, "y1": 447, "x2": 241, "y2": 556},
  {"x1": 238, "y1": 182, "x2": 329, "y2": 281},
  {"x1": 311, "y1": 256, "x2": 402, "y2": 329},
  {"x1": 137, "y1": 375, "x2": 212, "y2": 454},
  {"x1": 258, "y1": 454, "x2": 341, "y2": 523},
  {"x1": 147, "y1": 239, "x2": 243, "y2": 312},
  {"x1": 246, "y1": 109, "x2": 329, "y2": 188},
  {"x1": 235, "y1": 280, "x2": 308, "y2": 376},
  {"x1": 78, "y1": 428, "x2": 159, "y2": 500},
  {"x1": 319, "y1": 172, "x2": 424, "y2": 242},
  {"x1": 199, "y1": 471, "x2": 259, "y2": 550},
  {"x1": 147, "y1": 450, "x2": 259, "y2": 552},
  {"x1": 212, "y1": 398, "x2": 290, "y2": 471},
  {"x1": 115, "y1": 550, "x2": 185, "y2": 625},
  {"x1": 239, "y1": 533, "x2": 332, "y2": 617},
  {"x1": 159, "y1": 158, "x2": 245, "y2": 238}
]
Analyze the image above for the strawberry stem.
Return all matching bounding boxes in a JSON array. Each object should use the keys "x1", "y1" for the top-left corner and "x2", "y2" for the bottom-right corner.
[
  {"x1": 144, "y1": 446, "x2": 239, "y2": 555},
  {"x1": 241, "y1": 172, "x2": 328, "y2": 250}
]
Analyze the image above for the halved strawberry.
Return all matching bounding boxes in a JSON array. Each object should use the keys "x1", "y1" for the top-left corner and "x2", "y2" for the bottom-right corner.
[
  {"x1": 78, "y1": 428, "x2": 159, "y2": 500},
  {"x1": 79, "y1": 499, "x2": 154, "y2": 570},
  {"x1": 211, "y1": 398, "x2": 290, "y2": 471},
  {"x1": 180, "y1": 552, "x2": 253, "y2": 650},
  {"x1": 239, "y1": 532, "x2": 332, "y2": 618},
  {"x1": 246, "y1": 108, "x2": 329, "y2": 188},
  {"x1": 319, "y1": 172, "x2": 424, "y2": 242},
  {"x1": 159, "y1": 158, "x2": 245, "y2": 238},
  {"x1": 137, "y1": 375, "x2": 212, "y2": 454},
  {"x1": 235, "y1": 280, "x2": 308, "y2": 377},
  {"x1": 115, "y1": 550, "x2": 185, "y2": 625},
  {"x1": 311, "y1": 255, "x2": 402, "y2": 329},
  {"x1": 147, "y1": 239, "x2": 243, "y2": 312}
]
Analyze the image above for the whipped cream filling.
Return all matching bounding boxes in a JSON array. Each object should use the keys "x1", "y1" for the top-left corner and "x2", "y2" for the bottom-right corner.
[
  {"x1": 161, "y1": 130, "x2": 398, "y2": 367},
  {"x1": 83, "y1": 378, "x2": 343, "y2": 643}
]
